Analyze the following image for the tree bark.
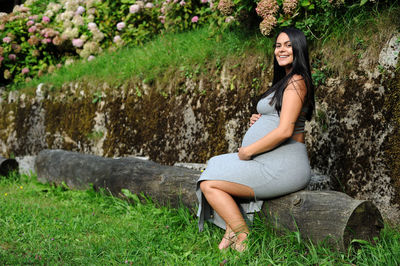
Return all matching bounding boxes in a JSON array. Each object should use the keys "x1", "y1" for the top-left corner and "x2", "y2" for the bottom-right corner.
[
  {"x1": 35, "y1": 149, "x2": 384, "y2": 250},
  {"x1": 262, "y1": 190, "x2": 384, "y2": 251},
  {"x1": 34, "y1": 149, "x2": 199, "y2": 208}
]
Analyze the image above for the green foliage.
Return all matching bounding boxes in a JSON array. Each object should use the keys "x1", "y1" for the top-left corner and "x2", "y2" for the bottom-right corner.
[
  {"x1": 92, "y1": 90, "x2": 102, "y2": 103},
  {"x1": 0, "y1": 0, "x2": 215, "y2": 89},
  {"x1": 22, "y1": 0, "x2": 59, "y2": 14},
  {"x1": 86, "y1": 130, "x2": 104, "y2": 140}
]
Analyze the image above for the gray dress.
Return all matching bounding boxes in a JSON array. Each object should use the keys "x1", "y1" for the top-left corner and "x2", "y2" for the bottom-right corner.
[{"x1": 196, "y1": 92, "x2": 311, "y2": 231}]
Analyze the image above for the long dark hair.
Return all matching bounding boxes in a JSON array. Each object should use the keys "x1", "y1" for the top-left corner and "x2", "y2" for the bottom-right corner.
[{"x1": 262, "y1": 27, "x2": 315, "y2": 121}]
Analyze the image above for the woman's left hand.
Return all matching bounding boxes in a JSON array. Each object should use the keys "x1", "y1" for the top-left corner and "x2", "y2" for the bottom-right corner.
[{"x1": 238, "y1": 147, "x2": 252, "y2": 160}]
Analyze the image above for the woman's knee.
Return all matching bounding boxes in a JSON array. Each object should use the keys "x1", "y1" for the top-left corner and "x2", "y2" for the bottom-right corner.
[{"x1": 199, "y1": 180, "x2": 211, "y2": 193}]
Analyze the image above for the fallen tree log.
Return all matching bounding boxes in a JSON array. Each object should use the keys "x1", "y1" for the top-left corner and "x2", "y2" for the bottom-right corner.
[
  {"x1": 35, "y1": 149, "x2": 383, "y2": 250},
  {"x1": 35, "y1": 149, "x2": 199, "y2": 208},
  {"x1": 0, "y1": 156, "x2": 19, "y2": 176}
]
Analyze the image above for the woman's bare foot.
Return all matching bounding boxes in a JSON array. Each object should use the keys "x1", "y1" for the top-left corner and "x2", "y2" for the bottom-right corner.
[
  {"x1": 231, "y1": 232, "x2": 248, "y2": 252},
  {"x1": 218, "y1": 228, "x2": 235, "y2": 250}
]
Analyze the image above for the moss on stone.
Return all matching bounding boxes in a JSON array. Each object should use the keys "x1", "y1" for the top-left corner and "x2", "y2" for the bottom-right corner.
[
  {"x1": 43, "y1": 87, "x2": 96, "y2": 151},
  {"x1": 384, "y1": 66, "x2": 400, "y2": 206}
]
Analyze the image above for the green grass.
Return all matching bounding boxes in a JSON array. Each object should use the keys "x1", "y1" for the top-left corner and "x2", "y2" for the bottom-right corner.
[
  {"x1": 1, "y1": 173, "x2": 400, "y2": 265},
  {"x1": 16, "y1": 26, "x2": 274, "y2": 92}
]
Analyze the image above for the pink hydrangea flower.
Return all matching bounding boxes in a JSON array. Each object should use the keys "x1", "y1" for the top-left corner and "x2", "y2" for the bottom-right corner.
[
  {"x1": 29, "y1": 15, "x2": 38, "y2": 20},
  {"x1": 225, "y1": 16, "x2": 234, "y2": 23},
  {"x1": 76, "y1": 6, "x2": 85, "y2": 15},
  {"x1": 8, "y1": 54, "x2": 16, "y2": 60},
  {"x1": 145, "y1": 3, "x2": 154, "y2": 8},
  {"x1": 88, "y1": 22, "x2": 97, "y2": 31},
  {"x1": 201, "y1": 0, "x2": 208, "y2": 3},
  {"x1": 41, "y1": 38, "x2": 52, "y2": 44},
  {"x1": 158, "y1": 15, "x2": 166, "y2": 24},
  {"x1": 256, "y1": 0, "x2": 279, "y2": 18},
  {"x1": 21, "y1": 67, "x2": 29, "y2": 74},
  {"x1": 2, "y1": 37, "x2": 11, "y2": 43},
  {"x1": 42, "y1": 16, "x2": 50, "y2": 23},
  {"x1": 217, "y1": 0, "x2": 234, "y2": 15},
  {"x1": 116, "y1": 22, "x2": 126, "y2": 31},
  {"x1": 26, "y1": 20, "x2": 34, "y2": 26},
  {"x1": 191, "y1": 16, "x2": 199, "y2": 23},
  {"x1": 259, "y1": 15, "x2": 277, "y2": 36},
  {"x1": 113, "y1": 35, "x2": 122, "y2": 43},
  {"x1": 179, "y1": 0, "x2": 186, "y2": 5},
  {"x1": 87, "y1": 55, "x2": 95, "y2": 61},
  {"x1": 130, "y1": 4, "x2": 140, "y2": 13},
  {"x1": 283, "y1": 0, "x2": 298, "y2": 15},
  {"x1": 72, "y1": 38, "x2": 84, "y2": 47},
  {"x1": 28, "y1": 26, "x2": 37, "y2": 33}
]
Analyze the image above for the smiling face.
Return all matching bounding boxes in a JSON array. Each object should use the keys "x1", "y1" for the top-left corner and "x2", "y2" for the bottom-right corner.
[{"x1": 274, "y1": 32, "x2": 294, "y2": 73}]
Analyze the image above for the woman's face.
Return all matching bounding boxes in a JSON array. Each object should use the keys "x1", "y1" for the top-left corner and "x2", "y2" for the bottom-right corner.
[{"x1": 274, "y1": 33, "x2": 293, "y2": 71}]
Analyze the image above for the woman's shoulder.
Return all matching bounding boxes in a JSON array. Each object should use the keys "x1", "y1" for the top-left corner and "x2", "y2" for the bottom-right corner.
[{"x1": 286, "y1": 74, "x2": 307, "y2": 92}]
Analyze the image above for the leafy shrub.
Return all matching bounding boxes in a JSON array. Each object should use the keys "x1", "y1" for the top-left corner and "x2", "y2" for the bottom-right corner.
[
  {"x1": 0, "y1": 0, "x2": 214, "y2": 88},
  {"x1": 216, "y1": 0, "x2": 392, "y2": 38},
  {"x1": 0, "y1": 0, "x2": 393, "y2": 89}
]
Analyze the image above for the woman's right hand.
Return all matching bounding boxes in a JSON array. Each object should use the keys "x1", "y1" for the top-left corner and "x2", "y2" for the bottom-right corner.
[{"x1": 249, "y1": 114, "x2": 261, "y2": 127}]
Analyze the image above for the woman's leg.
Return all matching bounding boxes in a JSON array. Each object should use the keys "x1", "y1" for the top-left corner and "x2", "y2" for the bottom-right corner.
[{"x1": 199, "y1": 180, "x2": 255, "y2": 251}]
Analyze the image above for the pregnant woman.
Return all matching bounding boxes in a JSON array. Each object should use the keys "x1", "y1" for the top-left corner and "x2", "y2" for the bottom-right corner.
[{"x1": 196, "y1": 27, "x2": 315, "y2": 252}]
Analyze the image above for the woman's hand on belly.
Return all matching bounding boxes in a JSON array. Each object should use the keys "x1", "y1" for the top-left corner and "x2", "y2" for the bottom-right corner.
[
  {"x1": 238, "y1": 146, "x2": 252, "y2": 160},
  {"x1": 249, "y1": 114, "x2": 261, "y2": 127}
]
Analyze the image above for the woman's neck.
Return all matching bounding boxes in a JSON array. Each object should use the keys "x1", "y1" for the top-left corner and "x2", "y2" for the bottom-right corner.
[{"x1": 285, "y1": 66, "x2": 292, "y2": 75}]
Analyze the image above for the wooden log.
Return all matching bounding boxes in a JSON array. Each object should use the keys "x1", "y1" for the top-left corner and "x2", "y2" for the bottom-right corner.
[
  {"x1": 34, "y1": 149, "x2": 199, "y2": 208},
  {"x1": 0, "y1": 156, "x2": 19, "y2": 176},
  {"x1": 35, "y1": 149, "x2": 383, "y2": 250},
  {"x1": 262, "y1": 191, "x2": 384, "y2": 251}
]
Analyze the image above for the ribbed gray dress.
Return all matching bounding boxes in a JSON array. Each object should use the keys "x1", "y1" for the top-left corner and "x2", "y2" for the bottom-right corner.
[{"x1": 197, "y1": 92, "x2": 311, "y2": 231}]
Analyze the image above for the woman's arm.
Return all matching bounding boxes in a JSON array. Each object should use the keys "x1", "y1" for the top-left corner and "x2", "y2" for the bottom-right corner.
[{"x1": 238, "y1": 77, "x2": 307, "y2": 160}]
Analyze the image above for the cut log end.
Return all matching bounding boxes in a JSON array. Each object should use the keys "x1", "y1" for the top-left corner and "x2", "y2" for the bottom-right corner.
[
  {"x1": 262, "y1": 191, "x2": 384, "y2": 251},
  {"x1": 343, "y1": 201, "x2": 384, "y2": 248},
  {"x1": 0, "y1": 157, "x2": 19, "y2": 176}
]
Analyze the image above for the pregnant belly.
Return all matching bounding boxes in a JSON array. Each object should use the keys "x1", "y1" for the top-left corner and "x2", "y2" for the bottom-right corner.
[{"x1": 241, "y1": 115, "x2": 279, "y2": 147}]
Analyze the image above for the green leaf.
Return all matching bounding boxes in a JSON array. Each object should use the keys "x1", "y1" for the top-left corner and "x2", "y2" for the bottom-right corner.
[
  {"x1": 121, "y1": 188, "x2": 140, "y2": 203},
  {"x1": 300, "y1": 0, "x2": 311, "y2": 7},
  {"x1": 360, "y1": 0, "x2": 368, "y2": 6}
]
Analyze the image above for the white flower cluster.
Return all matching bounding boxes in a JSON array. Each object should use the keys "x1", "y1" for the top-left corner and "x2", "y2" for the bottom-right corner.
[{"x1": 24, "y1": 0, "x2": 38, "y2": 6}]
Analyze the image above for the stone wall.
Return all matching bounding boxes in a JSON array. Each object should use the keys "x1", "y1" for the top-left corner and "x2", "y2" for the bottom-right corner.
[
  {"x1": 0, "y1": 32, "x2": 399, "y2": 222},
  {"x1": 0, "y1": 54, "x2": 269, "y2": 164},
  {"x1": 306, "y1": 33, "x2": 400, "y2": 221}
]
